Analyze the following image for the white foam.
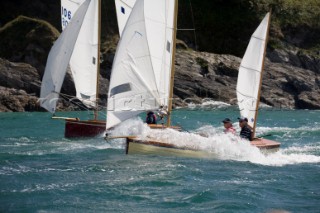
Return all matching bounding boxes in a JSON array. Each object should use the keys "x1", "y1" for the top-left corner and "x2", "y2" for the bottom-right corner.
[
  {"x1": 259, "y1": 102, "x2": 272, "y2": 108},
  {"x1": 110, "y1": 119, "x2": 320, "y2": 166},
  {"x1": 187, "y1": 100, "x2": 231, "y2": 109},
  {"x1": 201, "y1": 100, "x2": 231, "y2": 107},
  {"x1": 109, "y1": 117, "x2": 147, "y2": 137}
]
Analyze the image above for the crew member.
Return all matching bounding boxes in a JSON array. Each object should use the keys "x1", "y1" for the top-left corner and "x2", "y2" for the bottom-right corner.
[
  {"x1": 238, "y1": 117, "x2": 253, "y2": 141},
  {"x1": 222, "y1": 118, "x2": 236, "y2": 134},
  {"x1": 146, "y1": 111, "x2": 157, "y2": 124}
]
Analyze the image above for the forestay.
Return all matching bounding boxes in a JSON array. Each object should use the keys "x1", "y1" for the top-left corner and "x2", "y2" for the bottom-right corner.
[
  {"x1": 40, "y1": 0, "x2": 91, "y2": 113},
  {"x1": 236, "y1": 13, "x2": 270, "y2": 128},
  {"x1": 61, "y1": 0, "x2": 99, "y2": 108},
  {"x1": 115, "y1": 0, "x2": 137, "y2": 36},
  {"x1": 107, "y1": 0, "x2": 176, "y2": 129}
]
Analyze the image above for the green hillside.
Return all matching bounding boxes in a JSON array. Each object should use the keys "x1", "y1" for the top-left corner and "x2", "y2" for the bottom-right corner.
[{"x1": 0, "y1": 0, "x2": 319, "y2": 57}]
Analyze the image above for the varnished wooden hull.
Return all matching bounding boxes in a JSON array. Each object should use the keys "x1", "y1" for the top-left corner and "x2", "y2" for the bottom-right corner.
[
  {"x1": 251, "y1": 138, "x2": 281, "y2": 152},
  {"x1": 147, "y1": 124, "x2": 181, "y2": 131},
  {"x1": 65, "y1": 119, "x2": 106, "y2": 138},
  {"x1": 65, "y1": 120, "x2": 180, "y2": 138}
]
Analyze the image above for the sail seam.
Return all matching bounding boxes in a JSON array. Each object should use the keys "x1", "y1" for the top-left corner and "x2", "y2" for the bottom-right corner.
[
  {"x1": 252, "y1": 35, "x2": 265, "y2": 41},
  {"x1": 118, "y1": 0, "x2": 133, "y2": 9},
  {"x1": 236, "y1": 90, "x2": 258, "y2": 100},
  {"x1": 240, "y1": 65, "x2": 261, "y2": 73}
]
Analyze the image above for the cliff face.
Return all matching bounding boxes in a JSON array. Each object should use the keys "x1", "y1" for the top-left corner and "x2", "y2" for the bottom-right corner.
[
  {"x1": 173, "y1": 48, "x2": 320, "y2": 109},
  {"x1": 0, "y1": 58, "x2": 44, "y2": 112},
  {"x1": 0, "y1": 0, "x2": 319, "y2": 112}
]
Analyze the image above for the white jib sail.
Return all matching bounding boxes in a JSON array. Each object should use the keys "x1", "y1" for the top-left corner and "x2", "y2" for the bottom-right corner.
[
  {"x1": 106, "y1": 0, "x2": 176, "y2": 129},
  {"x1": 40, "y1": 0, "x2": 91, "y2": 113},
  {"x1": 61, "y1": 0, "x2": 99, "y2": 108},
  {"x1": 236, "y1": 12, "x2": 270, "y2": 128},
  {"x1": 115, "y1": 0, "x2": 137, "y2": 36}
]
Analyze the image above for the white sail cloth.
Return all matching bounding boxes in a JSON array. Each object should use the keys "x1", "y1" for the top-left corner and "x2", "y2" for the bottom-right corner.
[
  {"x1": 40, "y1": 0, "x2": 91, "y2": 113},
  {"x1": 61, "y1": 0, "x2": 99, "y2": 108},
  {"x1": 107, "y1": 0, "x2": 176, "y2": 129},
  {"x1": 115, "y1": 0, "x2": 137, "y2": 36},
  {"x1": 236, "y1": 13, "x2": 270, "y2": 128}
]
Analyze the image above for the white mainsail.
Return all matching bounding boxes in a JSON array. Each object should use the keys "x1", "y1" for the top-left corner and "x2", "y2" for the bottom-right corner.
[
  {"x1": 40, "y1": 0, "x2": 91, "y2": 113},
  {"x1": 106, "y1": 0, "x2": 177, "y2": 129},
  {"x1": 115, "y1": 0, "x2": 137, "y2": 36},
  {"x1": 61, "y1": 0, "x2": 99, "y2": 108},
  {"x1": 236, "y1": 12, "x2": 271, "y2": 129}
]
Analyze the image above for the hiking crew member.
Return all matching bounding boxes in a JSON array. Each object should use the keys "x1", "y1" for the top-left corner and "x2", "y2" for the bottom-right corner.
[
  {"x1": 238, "y1": 117, "x2": 253, "y2": 141},
  {"x1": 222, "y1": 118, "x2": 236, "y2": 134},
  {"x1": 146, "y1": 111, "x2": 157, "y2": 124}
]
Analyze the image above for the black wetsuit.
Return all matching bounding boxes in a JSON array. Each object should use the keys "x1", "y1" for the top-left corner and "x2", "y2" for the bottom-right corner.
[{"x1": 240, "y1": 125, "x2": 252, "y2": 141}]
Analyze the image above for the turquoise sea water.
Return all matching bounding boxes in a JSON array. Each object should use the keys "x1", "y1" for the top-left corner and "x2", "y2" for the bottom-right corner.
[{"x1": 1, "y1": 107, "x2": 320, "y2": 212}]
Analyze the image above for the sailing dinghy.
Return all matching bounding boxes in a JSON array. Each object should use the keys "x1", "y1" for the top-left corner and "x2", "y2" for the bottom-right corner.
[
  {"x1": 236, "y1": 12, "x2": 280, "y2": 151},
  {"x1": 40, "y1": 0, "x2": 105, "y2": 138},
  {"x1": 125, "y1": 11, "x2": 280, "y2": 156},
  {"x1": 106, "y1": 0, "x2": 181, "y2": 150}
]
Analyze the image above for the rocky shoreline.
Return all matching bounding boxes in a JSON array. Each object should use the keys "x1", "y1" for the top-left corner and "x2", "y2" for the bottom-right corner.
[
  {"x1": 0, "y1": 46, "x2": 319, "y2": 112},
  {"x1": 0, "y1": 14, "x2": 319, "y2": 112}
]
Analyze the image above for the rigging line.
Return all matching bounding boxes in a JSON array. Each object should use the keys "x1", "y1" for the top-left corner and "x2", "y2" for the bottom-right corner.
[
  {"x1": 189, "y1": 0, "x2": 198, "y2": 51},
  {"x1": 55, "y1": 91, "x2": 107, "y2": 114},
  {"x1": 59, "y1": 93, "x2": 92, "y2": 111}
]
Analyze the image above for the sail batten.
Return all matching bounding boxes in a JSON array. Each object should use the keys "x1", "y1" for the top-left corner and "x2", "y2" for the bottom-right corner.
[{"x1": 236, "y1": 12, "x2": 271, "y2": 131}]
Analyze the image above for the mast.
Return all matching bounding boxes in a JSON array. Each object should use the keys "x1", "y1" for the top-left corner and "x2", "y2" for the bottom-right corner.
[
  {"x1": 166, "y1": 0, "x2": 178, "y2": 127},
  {"x1": 94, "y1": 0, "x2": 101, "y2": 120},
  {"x1": 252, "y1": 10, "x2": 272, "y2": 137}
]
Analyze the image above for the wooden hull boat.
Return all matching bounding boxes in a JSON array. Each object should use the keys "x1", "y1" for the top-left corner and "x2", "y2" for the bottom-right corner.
[
  {"x1": 125, "y1": 136, "x2": 280, "y2": 157},
  {"x1": 65, "y1": 119, "x2": 106, "y2": 138},
  {"x1": 65, "y1": 120, "x2": 181, "y2": 138},
  {"x1": 236, "y1": 11, "x2": 281, "y2": 151},
  {"x1": 40, "y1": 0, "x2": 106, "y2": 136},
  {"x1": 251, "y1": 138, "x2": 280, "y2": 152}
]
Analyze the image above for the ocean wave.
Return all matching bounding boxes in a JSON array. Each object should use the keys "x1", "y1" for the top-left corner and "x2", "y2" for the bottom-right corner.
[
  {"x1": 1, "y1": 138, "x2": 116, "y2": 156},
  {"x1": 187, "y1": 100, "x2": 231, "y2": 109}
]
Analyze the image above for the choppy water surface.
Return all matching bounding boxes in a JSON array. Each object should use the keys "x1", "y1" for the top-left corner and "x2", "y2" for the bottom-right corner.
[{"x1": 0, "y1": 107, "x2": 319, "y2": 212}]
